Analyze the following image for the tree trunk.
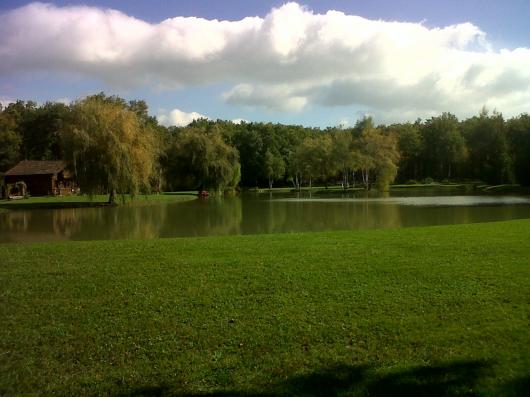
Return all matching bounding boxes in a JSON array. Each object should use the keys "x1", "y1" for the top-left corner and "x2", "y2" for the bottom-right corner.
[
  {"x1": 108, "y1": 189, "x2": 116, "y2": 204},
  {"x1": 268, "y1": 177, "x2": 273, "y2": 190}
]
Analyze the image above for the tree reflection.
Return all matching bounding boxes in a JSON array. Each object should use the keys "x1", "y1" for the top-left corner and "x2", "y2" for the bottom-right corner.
[{"x1": 1, "y1": 193, "x2": 530, "y2": 243}]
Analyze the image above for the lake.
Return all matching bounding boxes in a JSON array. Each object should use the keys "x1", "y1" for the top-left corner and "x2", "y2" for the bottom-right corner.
[{"x1": 2, "y1": 188, "x2": 530, "y2": 243}]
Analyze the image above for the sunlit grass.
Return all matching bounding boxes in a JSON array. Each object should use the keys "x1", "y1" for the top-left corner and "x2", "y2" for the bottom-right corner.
[
  {"x1": 0, "y1": 192, "x2": 197, "y2": 209},
  {"x1": 1, "y1": 220, "x2": 529, "y2": 396}
]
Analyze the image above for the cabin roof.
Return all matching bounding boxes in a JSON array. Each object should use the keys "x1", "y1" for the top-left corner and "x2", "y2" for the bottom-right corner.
[{"x1": 4, "y1": 160, "x2": 67, "y2": 176}]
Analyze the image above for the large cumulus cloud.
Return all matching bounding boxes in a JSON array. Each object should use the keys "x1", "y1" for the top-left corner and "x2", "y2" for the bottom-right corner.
[{"x1": 1, "y1": 2, "x2": 530, "y2": 119}]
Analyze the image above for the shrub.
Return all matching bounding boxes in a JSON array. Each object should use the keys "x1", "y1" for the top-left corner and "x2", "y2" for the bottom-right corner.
[{"x1": 422, "y1": 177, "x2": 435, "y2": 184}]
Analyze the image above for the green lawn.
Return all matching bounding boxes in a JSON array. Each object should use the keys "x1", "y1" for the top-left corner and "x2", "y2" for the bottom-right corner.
[
  {"x1": 1, "y1": 220, "x2": 529, "y2": 396},
  {"x1": 390, "y1": 183, "x2": 466, "y2": 189},
  {"x1": 0, "y1": 192, "x2": 197, "y2": 210}
]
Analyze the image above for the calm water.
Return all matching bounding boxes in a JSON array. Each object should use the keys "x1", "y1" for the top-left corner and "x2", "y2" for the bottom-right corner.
[{"x1": 1, "y1": 189, "x2": 530, "y2": 243}]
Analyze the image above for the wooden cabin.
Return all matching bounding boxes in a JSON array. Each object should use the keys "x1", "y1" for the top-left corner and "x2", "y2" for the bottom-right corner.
[{"x1": 4, "y1": 160, "x2": 77, "y2": 196}]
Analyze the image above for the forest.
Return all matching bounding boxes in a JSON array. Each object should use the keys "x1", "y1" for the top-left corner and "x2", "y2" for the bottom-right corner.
[{"x1": 1, "y1": 93, "x2": 530, "y2": 199}]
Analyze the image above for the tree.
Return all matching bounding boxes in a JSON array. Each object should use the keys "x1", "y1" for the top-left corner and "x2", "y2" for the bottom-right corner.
[
  {"x1": 422, "y1": 113, "x2": 467, "y2": 179},
  {"x1": 165, "y1": 126, "x2": 240, "y2": 192},
  {"x1": 62, "y1": 95, "x2": 159, "y2": 203},
  {"x1": 232, "y1": 128, "x2": 264, "y2": 187},
  {"x1": 356, "y1": 125, "x2": 400, "y2": 191},
  {"x1": 463, "y1": 108, "x2": 513, "y2": 184},
  {"x1": 20, "y1": 102, "x2": 69, "y2": 161},
  {"x1": 263, "y1": 149, "x2": 285, "y2": 190},
  {"x1": 330, "y1": 129, "x2": 365, "y2": 189},
  {"x1": 331, "y1": 129, "x2": 352, "y2": 189},
  {"x1": 506, "y1": 114, "x2": 530, "y2": 186},
  {"x1": 0, "y1": 110, "x2": 22, "y2": 171},
  {"x1": 295, "y1": 134, "x2": 334, "y2": 189},
  {"x1": 391, "y1": 121, "x2": 423, "y2": 182}
]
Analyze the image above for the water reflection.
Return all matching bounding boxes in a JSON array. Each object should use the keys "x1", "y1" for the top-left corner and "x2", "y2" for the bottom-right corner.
[
  {"x1": 1, "y1": 191, "x2": 530, "y2": 243},
  {"x1": 276, "y1": 195, "x2": 530, "y2": 206}
]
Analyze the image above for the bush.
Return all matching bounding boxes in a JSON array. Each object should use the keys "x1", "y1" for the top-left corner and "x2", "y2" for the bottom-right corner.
[
  {"x1": 406, "y1": 179, "x2": 418, "y2": 185},
  {"x1": 422, "y1": 177, "x2": 435, "y2": 184}
]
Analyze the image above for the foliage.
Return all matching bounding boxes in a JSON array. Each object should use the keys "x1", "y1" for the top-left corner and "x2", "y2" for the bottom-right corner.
[
  {"x1": 392, "y1": 121, "x2": 423, "y2": 181},
  {"x1": 164, "y1": 126, "x2": 240, "y2": 192},
  {"x1": 463, "y1": 108, "x2": 513, "y2": 184},
  {"x1": 263, "y1": 149, "x2": 285, "y2": 189},
  {"x1": 0, "y1": 110, "x2": 21, "y2": 171},
  {"x1": 2, "y1": 94, "x2": 530, "y2": 188},
  {"x1": 356, "y1": 120, "x2": 400, "y2": 190},
  {"x1": 507, "y1": 114, "x2": 530, "y2": 186},
  {"x1": 294, "y1": 134, "x2": 334, "y2": 188},
  {"x1": 61, "y1": 95, "x2": 159, "y2": 203},
  {"x1": 421, "y1": 113, "x2": 467, "y2": 179}
]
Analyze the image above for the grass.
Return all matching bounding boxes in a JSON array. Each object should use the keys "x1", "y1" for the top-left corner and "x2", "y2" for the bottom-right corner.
[
  {"x1": 1, "y1": 220, "x2": 530, "y2": 396},
  {"x1": 390, "y1": 183, "x2": 465, "y2": 189},
  {"x1": 0, "y1": 192, "x2": 197, "y2": 210}
]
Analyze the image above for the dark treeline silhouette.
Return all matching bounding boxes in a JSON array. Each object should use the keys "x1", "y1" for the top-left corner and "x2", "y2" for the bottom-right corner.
[{"x1": 1, "y1": 94, "x2": 530, "y2": 197}]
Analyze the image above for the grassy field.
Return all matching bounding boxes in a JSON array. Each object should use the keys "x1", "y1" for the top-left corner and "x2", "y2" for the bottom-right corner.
[
  {"x1": 1, "y1": 220, "x2": 529, "y2": 396},
  {"x1": 0, "y1": 192, "x2": 197, "y2": 210}
]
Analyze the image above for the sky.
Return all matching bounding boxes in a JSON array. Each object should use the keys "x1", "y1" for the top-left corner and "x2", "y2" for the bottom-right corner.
[{"x1": 1, "y1": 0, "x2": 529, "y2": 127}]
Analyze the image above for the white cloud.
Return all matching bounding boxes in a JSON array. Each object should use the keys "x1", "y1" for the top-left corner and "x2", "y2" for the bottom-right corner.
[
  {"x1": 1, "y1": 2, "x2": 530, "y2": 120},
  {"x1": 231, "y1": 118, "x2": 248, "y2": 124},
  {"x1": 157, "y1": 108, "x2": 209, "y2": 127}
]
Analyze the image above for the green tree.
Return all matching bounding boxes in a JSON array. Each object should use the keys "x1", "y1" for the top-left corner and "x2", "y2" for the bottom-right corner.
[
  {"x1": 0, "y1": 109, "x2": 22, "y2": 171},
  {"x1": 165, "y1": 127, "x2": 240, "y2": 192},
  {"x1": 506, "y1": 114, "x2": 530, "y2": 186},
  {"x1": 391, "y1": 121, "x2": 423, "y2": 182},
  {"x1": 422, "y1": 113, "x2": 467, "y2": 179},
  {"x1": 356, "y1": 125, "x2": 400, "y2": 191},
  {"x1": 62, "y1": 95, "x2": 159, "y2": 203},
  {"x1": 463, "y1": 109, "x2": 513, "y2": 184},
  {"x1": 232, "y1": 128, "x2": 264, "y2": 187},
  {"x1": 21, "y1": 102, "x2": 69, "y2": 161},
  {"x1": 263, "y1": 149, "x2": 285, "y2": 190},
  {"x1": 295, "y1": 134, "x2": 334, "y2": 189}
]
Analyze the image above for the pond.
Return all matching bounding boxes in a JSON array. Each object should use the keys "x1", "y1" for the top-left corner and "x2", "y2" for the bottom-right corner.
[{"x1": 1, "y1": 188, "x2": 530, "y2": 243}]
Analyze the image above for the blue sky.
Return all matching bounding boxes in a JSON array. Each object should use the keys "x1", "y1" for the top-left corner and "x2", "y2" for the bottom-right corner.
[{"x1": 1, "y1": 1, "x2": 529, "y2": 127}]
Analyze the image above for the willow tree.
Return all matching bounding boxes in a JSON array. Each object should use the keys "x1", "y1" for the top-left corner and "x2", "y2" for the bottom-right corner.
[
  {"x1": 165, "y1": 127, "x2": 240, "y2": 193},
  {"x1": 62, "y1": 95, "x2": 158, "y2": 203}
]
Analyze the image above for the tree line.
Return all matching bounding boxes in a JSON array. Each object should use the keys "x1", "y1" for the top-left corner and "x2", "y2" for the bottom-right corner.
[{"x1": 1, "y1": 93, "x2": 530, "y2": 201}]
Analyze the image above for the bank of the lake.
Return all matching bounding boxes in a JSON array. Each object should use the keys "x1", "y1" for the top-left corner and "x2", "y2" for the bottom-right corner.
[
  {"x1": 1, "y1": 220, "x2": 529, "y2": 396},
  {"x1": 0, "y1": 192, "x2": 197, "y2": 210}
]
